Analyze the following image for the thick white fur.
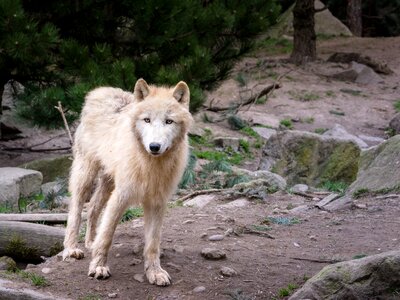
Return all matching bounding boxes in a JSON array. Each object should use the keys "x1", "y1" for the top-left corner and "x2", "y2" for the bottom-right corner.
[{"x1": 63, "y1": 79, "x2": 192, "y2": 285}]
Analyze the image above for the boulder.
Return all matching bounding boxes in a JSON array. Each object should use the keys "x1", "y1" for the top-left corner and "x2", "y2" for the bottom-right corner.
[
  {"x1": 231, "y1": 167, "x2": 287, "y2": 191},
  {"x1": 289, "y1": 250, "x2": 400, "y2": 300},
  {"x1": 262, "y1": 130, "x2": 360, "y2": 186},
  {"x1": 19, "y1": 155, "x2": 72, "y2": 183},
  {"x1": 347, "y1": 135, "x2": 400, "y2": 197},
  {"x1": 389, "y1": 113, "x2": 400, "y2": 135},
  {"x1": 237, "y1": 111, "x2": 280, "y2": 129},
  {"x1": 331, "y1": 62, "x2": 382, "y2": 85},
  {"x1": 0, "y1": 168, "x2": 43, "y2": 207},
  {"x1": 322, "y1": 124, "x2": 368, "y2": 149},
  {"x1": 213, "y1": 136, "x2": 241, "y2": 152},
  {"x1": 252, "y1": 127, "x2": 277, "y2": 140}
]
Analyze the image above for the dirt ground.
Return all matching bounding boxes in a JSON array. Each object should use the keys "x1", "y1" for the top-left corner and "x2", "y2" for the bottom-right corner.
[{"x1": 1, "y1": 36, "x2": 400, "y2": 299}]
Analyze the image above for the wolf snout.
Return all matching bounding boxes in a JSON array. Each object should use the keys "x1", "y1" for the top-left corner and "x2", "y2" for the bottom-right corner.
[{"x1": 149, "y1": 142, "x2": 161, "y2": 154}]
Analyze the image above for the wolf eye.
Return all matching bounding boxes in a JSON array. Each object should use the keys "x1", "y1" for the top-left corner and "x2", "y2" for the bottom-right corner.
[
  {"x1": 166, "y1": 119, "x2": 173, "y2": 124},
  {"x1": 144, "y1": 118, "x2": 150, "y2": 123}
]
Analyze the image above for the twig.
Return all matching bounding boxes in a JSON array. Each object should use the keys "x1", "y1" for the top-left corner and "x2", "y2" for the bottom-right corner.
[
  {"x1": 54, "y1": 101, "x2": 73, "y2": 145},
  {"x1": 233, "y1": 225, "x2": 275, "y2": 239},
  {"x1": 177, "y1": 188, "x2": 225, "y2": 203},
  {"x1": 290, "y1": 257, "x2": 342, "y2": 264}
]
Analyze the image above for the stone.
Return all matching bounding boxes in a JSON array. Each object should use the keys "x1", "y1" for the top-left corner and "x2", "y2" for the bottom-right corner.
[
  {"x1": 290, "y1": 184, "x2": 309, "y2": 194},
  {"x1": 232, "y1": 168, "x2": 287, "y2": 191},
  {"x1": 322, "y1": 124, "x2": 368, "y2": 149},
  {"x1": 193, "y1": 286, "x2": 206, "y2": 293},
  {"x1": 229, "y1": 179, "x2": 282, "y2": 200},
  {"x1": 20, "y1": 155, "x2": 72, "y2": 183},
  {"x1": 315, "y1": 193, "x2": 340, "y2": 208},
  {"x1": 213, "y1": 137, "x2": 241, "y2": 152},
  {"x1": 289, "y1": 250, "x2": 400, "y2": 300},
  {"x1": 262, "y1": 130, "x2": 360, "y2": 186},
  {"x1": 289, "y1": 205, "x2": 310, "y2": 214},
  {"x1": 347, "y1": 135, "x2": 400, "y2": 198},
  {"x1": 331, "y1": 62, "x2": 382, "y2": 85},
  {"x1": 389, "y1": 113, "x2": 400, "y2": 135},
  {"x1": 323, "y1": 196, "x2": 353, "y2": 211},
  {"x1": 237, "y1": 111, "x2": 281, "y2": 128},
  {"x1": 183, "y1": 194, "x2": 216, "y2": 208},
  {"x1": 0, "y1": 256, "x2": 17, "y2": 272},
  {"x1": 220, "y1": 266, "x2": 237, "y2": 277},
  {"x1": 0, "y1": 167, "x2": 43, "y2": 207},
  {"x1": 357, "y1": 134, "x2": 385, "y2": 147},
  {"x1": 130, "y1": 258, "x2": 142, "y2": 266},
  {"x1": 251, "y1": 127, "x2": 277, "y2": 140},
  {"x1": 218, "y1": 198, "x2": 250, "y2": 209},
  {"x1": 41, "y1": 267, "x2": 52, "y2": 274},
  {"x1": 41, "y1": 181, "x2": 66, "y2": 198},
  {"x1": 108, "y1": 293, "x2": 118, "y2": 298},
  {"x1": 201, "y1": 248, "x2": 227, "y2": 260},
  {"x1": 133, "y1": 273, "x2": 144, "y2": 283},
  {"x1": 208, "y1": 234, "x2": 224, "y2": 241}
]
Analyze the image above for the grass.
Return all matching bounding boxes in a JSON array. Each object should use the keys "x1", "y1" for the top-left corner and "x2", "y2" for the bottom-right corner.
[
  {"x1": 302, "y1": 117, "x2": 314, "y2": 124},
  {"x1": 257, "y1": 37, "x2": 293, "y2": 55},
  {"x1": 79, "y1": 295, "x2": 102, "y2": 300},
  {"x1": 340, "y1": 88, "x2": 362, "y2": 96},
  {"x1": 352, "y1": 188, "x2": 370, "y2": 198},
  {"x1": 239, "y1": 139, "x2": 250, "y2": 153},
  {"x1": 353, "y1": 253, "x2": 367, "y2": 259},
  {"x1": 321, "y1": 181, "x2": 348, "y2": 195},
  {"x1": 235, "y1": 72, "x2": 248, "y2": 87},
  {"x1": 0, "y1": 202, "x2": 13, "y2": 213},
  {"x1": 314, "y1": 128, "x2": 328, "y2": 134},
  {"x1": 289, "y1": 90, "x2": 320, "y2": 102},
  {"x1": 263, "y1": 216, "x2": 300, "y2": 226},
  {"x1": 277, "y1": 283, "x2": 298, "y2": 298},
  {"x1": 329, "y1": 109, "x2": 345, "y2": 116},
  {"x1": 18, "y1": 270, "x2": 49, "y2": 287},
  {"x1": 394, "y1": 100, "x2": 400, "y2": 112},
  {"x1": 325, "y1": 90, "x2": 335, "y2": 97},
  {"x1": 121, "y1": 207, "x2": 144, "y2": 223},
  {"x1": 255, "y1": 95, "x2": 267, "y2": 104},
  {"x1": 240, "y1": 126, "x2": 259, "y2": 138},
  {"x1": 280, "y1": 119, "x2": 293, "y2": 129}
]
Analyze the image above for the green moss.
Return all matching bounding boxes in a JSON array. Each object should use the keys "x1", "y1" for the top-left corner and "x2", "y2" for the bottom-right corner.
[
  {"x1": 0, "y1": 256, "x2": 17, "y2": 272},
  {"x1": 49, "y1": 241, "x2": 64, "y2": 257},
  {"x1": 5, "y1": 235, "x2": 39, "y2": 261}
]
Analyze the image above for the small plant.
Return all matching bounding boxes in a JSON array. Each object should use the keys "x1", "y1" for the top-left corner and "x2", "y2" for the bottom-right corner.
[
  {"x1": 353, "y1": 188, "x2": 370, "y2": 198},
  {"x1": 329, "y1": 109, "x2": 345, "y2": 116},
  {"x1": 255, "y1": 95, "x2": 267, "y2": 104},
  {"x1": 289, "y1": 90, "x2": 320, "y2": 101},
  {"x1": 121, "y1": 207, "x2": 143, "y2": 223},
  {"x1": 257, "y1": 37, "x2": 293, "y2": 55},
  {"x1": 264, "y1": 216, "x2": 300, "y2": 226},
  {"x1": 0, "y1": 202, "x2": 13, "y2": 213},
  {"x1": 280, "y1": 119, "x2": 293, "y2": 129},
  {"x1": 240, "y1": 126, "x2": 259, "y2": 138},
  {"x1": 239, "y1": 139, "x2": 250, "y2": 153},
  {"x1": 353, "y1": 253, "x2": 367, "y2": 259},
  {"x1": 201, "y1": 113, "x2": 214, "y2": 123},
  {"x1": 277, "y1": 283, "x2": 298, "y2": 298},
  {"x1": 340, "y1": 88, "x2": 362, "y2": 96},
  {"x1": 325, "y1": 90, "x2": 335, "y2": 97},
  {"x1": 19, "y1": 270, "x2": 49, "y2": 287},
  {"x1": 394, "y1": 100, "x2": 400, "y2": 112},
  {"x1": 321, "y1": 181, "x2": 348, "y2": 195},
  {"x1": 302, "y1": 117, "x2": 314, "y2": 124},
  {"x1": 251, "y1": 224, "x2": 272, "y2": 231},
  {"x1": 228, "y1": 115, "x2": 247, "y2": 130},
  {"x1": 179, "y1": 152, "x2": 197, "y2": 188},
  {"x1": 314, "y1": 128, "x2": 328, "y2": 134},
  {"x1": 235, "y1": 72, "x2": 248, "y2": 87},
  {"x1": 79, "y1": 295, "x2": 102, "y2": 300}
]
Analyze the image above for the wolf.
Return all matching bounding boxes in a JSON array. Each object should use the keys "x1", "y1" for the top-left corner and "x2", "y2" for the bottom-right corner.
[{"x1": 62, "y1": 79, "x2": 193, "y2": 286}]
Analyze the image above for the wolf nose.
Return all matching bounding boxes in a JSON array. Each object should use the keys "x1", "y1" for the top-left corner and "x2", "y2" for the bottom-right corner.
[{"x1": 149, "y1": 142, "x2": 161, "y2": 153}]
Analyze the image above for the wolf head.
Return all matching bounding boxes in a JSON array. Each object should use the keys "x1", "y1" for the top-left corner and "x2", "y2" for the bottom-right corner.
[{"x1": 132, "y1": 79, "x2": 193, "y2": 156}]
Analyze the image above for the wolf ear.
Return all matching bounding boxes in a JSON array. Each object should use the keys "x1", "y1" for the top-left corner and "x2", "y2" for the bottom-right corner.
[
  {"x1": 173, "y1": 81, "x2": 190, "y2": 107},
  {"x1": 134, "y1": 78, "x2": 150, "y2": 101}
]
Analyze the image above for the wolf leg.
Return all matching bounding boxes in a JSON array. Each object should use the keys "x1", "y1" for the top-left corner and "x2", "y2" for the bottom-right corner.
[
  {"x1": 143, "y1": 200, "x2": 171, "y2": 286},
  {"x1": 88, "y1": 190, "x2": 129, "y2": 279},
  {"x1": 63, "y1": 155, "x2": 99, "y2": 260},
  {"x1": 85, "y1": 174, "x2": 114, "y2": 249}
]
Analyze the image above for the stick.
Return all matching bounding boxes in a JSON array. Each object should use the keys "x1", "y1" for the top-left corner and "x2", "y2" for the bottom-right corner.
[
  {"x1": 290, "y1": 257, "x2": 342, "y2": 264},
  {"x1": 177, "y1": 188, "x2": 225, "y2": 203},
  {"x1": 0, "y1": 213, "x2": 86, "y2": 224},
  {"x1": 54, "y1": 101, "x2": 73, "y2": 145}
]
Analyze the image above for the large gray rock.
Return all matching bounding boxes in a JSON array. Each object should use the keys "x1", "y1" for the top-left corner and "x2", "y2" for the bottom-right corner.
[
  {"x1": 347, "y1": 135, "x2": 400, "y2": 197},
  {"x1": 0, "y1": 168, "x2": 43, "y2": 206},
  {"x1": 232, "y1": 167, "x2": 287, "y2": 191},
  {"x1": 331, "y1": 62, "x2": 382, "y2": 85},
  {"x1": 322, "y1": 124, "x2": 368, "y2": 149},
  {"x1": 262, "y1": 130, "x2": 360, "y2": 186},
  {"x1": 289, "y1": 250, "x2": 400, "y2": 300}
]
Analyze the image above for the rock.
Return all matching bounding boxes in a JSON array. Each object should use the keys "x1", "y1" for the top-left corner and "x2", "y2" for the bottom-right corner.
[
  {"x1": 41, "y1": 181, "x2": 66, "y2": 198},
  {"x1": 251, "y1": 127, "x2": 277, "y2": 140},
  {"x1": 289, "y1": 250, "x2": 400, "y2": 300},
  {"x1": 229, "y1": 179, "x2": 282, "y2": 200},
  {"x1": 357, "y1": 134, "x2": 385, "y2": 147},
  {"x1": 289, "y1": 205, "x2": 310, "y2": 214},
  {"x1": 193, "y1": 286, "x2": 206, "y2": 293},
  {"x1": 133, "y1": 273, "x2": 144, "y2": 283},
  {"x1": 231, "y1": 168, "x2": 287, "y2": 191},
  {"x1": 220, "y1": 266, "x2": 237, "y2": 277},
  {"x1": 267, "y1": 0, "x2": 352, "y2": 38},
  {"x1": 218, "y1": 198, "x2": 250, "y2": 209},
  {"x1": 322, "y1": 124, "x2": 368, "y2": 149},
  {"x1": 213, "y1": 137, "x2": 241, "y2": 152},
  {"x1": 389, "y1": 113, "x2": 400, "y2": 135},
  {"x1": 315, "y1": 193, "x2": 340, "y2": 209},
  {"x1": 41, "y1": 267, "x2": 52, "y2": 274},
  {"x1": 0, "y1": 167, "x2": 43, "y2": 207},
  {"x1": 347, "y1": 135, "x2": 400, "y2": 198},
  {"x1": 130, "y1": 258, "x2": 142, "y2": 266},
  {"x1": 323, "y1": 196, "x2": 353, "y2": 211},
  {"x1": 0, "y1": 256, "x2": 17, "y2": 272},
  {"x1": 208, "y1": 234, "x2": 224, "y2": 241},
  {"x1": 189, "y1": 124, "x2": 206, "y2": 137},
  {"x1": 19, "y1": 155, "x2": 72, "y2": 183},
  {"x1": 331, "y1": 62, "x2": 382, "y2": 85},
  {"x1": 108, "y1": 292, "x2": 118, "y2": 298},
  {"x1": 237, "y1": 111, "x2": 281, "y2": 128},
  {"x1": 201, "y1": 248, "x2": 227, "y2": 260},
  {"x1": 290, "y1": 184, "x2": 309, "y2": 194},
  {"x1": 183, "y1": 194, "x2": 216, "y2": 208},
  {"x1": 262, "y1": 130, "x2": 360, "y2": 186}
]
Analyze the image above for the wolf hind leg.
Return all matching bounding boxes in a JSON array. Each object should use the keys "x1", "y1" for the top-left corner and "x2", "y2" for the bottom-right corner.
[
  {"x1": 143, "y1": 200, "x2": 171, "y2": 286},
  {"x1": 85, "y1": 174, "x2": 114, "y2": 249},
  {"x1": 63, "y1": 154, "x2": 99, "y2": 260}
]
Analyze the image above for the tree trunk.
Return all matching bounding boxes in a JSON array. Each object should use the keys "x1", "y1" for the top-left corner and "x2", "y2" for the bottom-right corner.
[
  {"x1": 0, "y1": 213, "x2": 86, "y2": 224},
  {"x1": 0, "y1": 221, "x2": 65, "y2": 262},
  {"x1": 347, "y1": 0, "x2": 362, "y2": 36},
  {"x1": 290, "y1": 0, "x2": 317, "y2": 64}
]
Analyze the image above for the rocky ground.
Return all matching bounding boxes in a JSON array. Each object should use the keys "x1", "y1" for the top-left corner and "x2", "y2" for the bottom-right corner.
[{"x1": 0, "y1": 36, "x2": 400, "y2": 300}]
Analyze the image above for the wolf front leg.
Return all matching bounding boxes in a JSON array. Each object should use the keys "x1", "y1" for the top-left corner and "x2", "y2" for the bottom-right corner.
[
  {"x1": 63, "y1": 155, "x2": 99, "y2": 260},
  {"x1": 143, "y1": 200, "x2": 171, "y2": 286},
  {"x1": 88, "y1": 189, "x2": 129, "y2": 279}
]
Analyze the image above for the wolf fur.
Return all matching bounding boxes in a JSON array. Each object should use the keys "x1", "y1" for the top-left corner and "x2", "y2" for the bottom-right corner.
[{"x1": 63, "y1": 79, "x2": 193, "y2": 285}]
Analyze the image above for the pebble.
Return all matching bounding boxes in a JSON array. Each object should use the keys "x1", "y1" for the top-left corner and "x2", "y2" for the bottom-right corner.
[
  {"x1": 115, "y1": 253, "x2": 120, "y2": 258},
  {"x1": 201, "y1": 233, "x2": 208, "y2": 239},
  {"x1": 290, "y1": 184, "x2": 309, "y2": 194},
  {"x1": 182, "y1": 219, "x2": 195, "y2": 224},
  {"x1": 201, "y1": 248, "x2": 227, "y2": 260},
  {"x1": 173, "y1": 245, "x2": 184, "y2": 253},
  {"x1": 41, "y1": 267, "x2": 52, "y2": 274},
  {"x1": 108, "y1": 293, "x2": 118, "y2": 298},
  {"x1": 193, "y1": 286, "x2": 206, "y2": 293},
  {"x1": 220, "y1": 266, "x2": 237, "y2": 277},
  {"x1": 309, "y1": 235, "x2": 317, "y2": 241},
  {"x1": 130, "y1": 258, "x2": 142, "y2": 266},
  {"x1": 293, "y1": 242, "x2": 300, "y2": 247},
  {"x1": 208, "y1": 234, "x2": 224, "y2": 241},
  {"x1": 133, "y1": 273, "x2": 145, "y2": 283}
]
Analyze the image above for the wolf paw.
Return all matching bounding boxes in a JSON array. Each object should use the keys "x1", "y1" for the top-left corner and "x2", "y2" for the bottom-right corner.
[
  {"x1": 62, "y1": 248, "x2": 84, "y2": 260},
  {"x1": 146, "y1": 267, "x2": 171, "y2": 286},
  {"x1": 88, "y1": 265, "x2": 111, "y2": 279}
]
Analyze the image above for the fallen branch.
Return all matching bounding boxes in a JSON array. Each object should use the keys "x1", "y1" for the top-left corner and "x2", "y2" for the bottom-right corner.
[
  {"x1": 0, "y1": 213, "x2": 86, "y2": 224},
  {"x1": 2, "y1": 146, "x2": 71, "y2": 152},
  {"x1": 177, "y1": 188, "x2": 225, "y2": 203},
  {"x1": 54, "y1": 101, "x2": 73, "y2": 145},
  {"x1": 233, "y1": 225, "x2": 275, "y2": 239},
  {"x1": 290, "y1": 257, "x2": 342, "y2": 264}
]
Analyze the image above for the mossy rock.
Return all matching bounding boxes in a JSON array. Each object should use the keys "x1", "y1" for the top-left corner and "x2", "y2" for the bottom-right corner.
[
  {"x1": 0, "y1": 256, "x2": 17, "y2": 272},
  {"x1": 262, "y1": 130, "x2": 360, "y2": 186},
  {"x1": 19, "y1": 155, "x2": 72, "y2": 183}
]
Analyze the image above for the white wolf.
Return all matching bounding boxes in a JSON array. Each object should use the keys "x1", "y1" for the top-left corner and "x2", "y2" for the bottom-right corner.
[{"x1": 63, "y1": 79, "x2": 193, "y2": 286}]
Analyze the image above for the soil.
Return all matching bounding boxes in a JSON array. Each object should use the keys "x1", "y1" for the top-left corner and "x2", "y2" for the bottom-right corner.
[{"x1": 1, "y1": 36, "x2": 400, "y2": 300}]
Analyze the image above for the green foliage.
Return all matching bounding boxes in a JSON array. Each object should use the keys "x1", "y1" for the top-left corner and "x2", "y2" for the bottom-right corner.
[
  {"x1": 280, "y1": 119, "x2": 293, "y2": 129},
  {"x1": 353, "y1": 253, "x2": 367, "y2": 259},
  {"x1": 240, "y1": 126, "x2": 260, "y2": 138},
  {"x1": 314, "y1": 128, "x2": 328, "y2": 134},
  {"x1": 121, "y1": 207, "x2": 144, "y2": 223},
  {"x1": 235, "y1": 72, "x2": 248, "y2": 87},
  {"x1": 0, "y1": 202, "x2": 13, "y2": 213},
  {"x1": 179, "y1": 152, "x2": 197, "y2": 188},
  {"x1": 277, "y1": 283, "x2": 298, "y2": 298},
  {"x1": 264, "y1": 216, "x2": 300, "y2": 226},
  {"x1": 321, "y1": 181, "x2": 348, "y2": 194},
  {"x1": 289, "y1": 90, "x2": 320, "y2": 101},
  {"x1": 394, "y1": 100, "x2": 400, "y2": 112},
  {"x1": 239, "y1": 139, "x2": 250, "y2": 153},
  {"x1": 255, "y1": 95, "x2": 267, "y2": 104},
  {"x1": 257, "y1": 37, "x2": 293, "y2": 54},
  {"x1": 228, "y1": 115, "x2": 248, "y2": 130},
  {"x1": 18, "y1": 270, "x2": 49, "y2": 287},
  {"x1": 353, "y1": 188, "x2": 370, "y2": 198},
  {"x1": 5, "y1": 235, "x2": 39, "y2": 262},
  {"x1": 329, "y1": 110, "x2": 345, "y2": 116},
  {"x1": 2, "y1": 0, "x2": 281, "y2": 127}
]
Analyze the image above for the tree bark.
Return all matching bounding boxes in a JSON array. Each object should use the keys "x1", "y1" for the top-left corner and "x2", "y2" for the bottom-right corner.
[
  {"x1": 290, "y1": 0, "x2": 317, "y2": 64},
  {"x1": 347, "y1": 0, "x2": 362, "y2": 36},
  {"x1": 0, "y1": 221, "x2": 65, "y2": 261},
  {"x1": 0, "y1": 213, "x2": 86, "y2": 224}
]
